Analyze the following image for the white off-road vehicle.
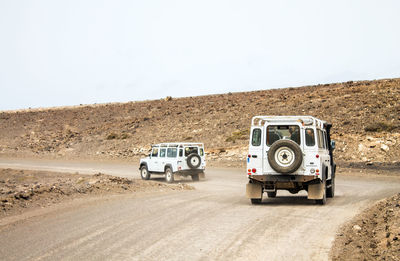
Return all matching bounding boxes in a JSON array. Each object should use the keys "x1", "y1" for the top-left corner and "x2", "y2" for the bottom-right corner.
[
  {"x1": 139, "y1": 143, "x2": 206, "y2": 183},
  {"x1": 246, "y1": 116, "x2": 336, "y2": 205}
]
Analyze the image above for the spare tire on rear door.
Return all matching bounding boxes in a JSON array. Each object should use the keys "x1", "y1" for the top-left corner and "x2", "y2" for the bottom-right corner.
[
  {"x1": 268, "y1": 139, "x2": 303, "y2": 174},
  {"x1": 187, "y1": 153, "x2": 201, "y2": 169}
]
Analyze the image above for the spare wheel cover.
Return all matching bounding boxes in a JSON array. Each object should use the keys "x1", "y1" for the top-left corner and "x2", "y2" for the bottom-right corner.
[{"x1": 268, "y1": 140, "x2": 303, "y2": 174}]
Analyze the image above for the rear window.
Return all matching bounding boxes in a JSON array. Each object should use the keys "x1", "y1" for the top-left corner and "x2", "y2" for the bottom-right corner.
[
  {"x1": 167, "y1": 148, "x2": 177, "y2": 158},
  {"x1": 251, "y1": 128, "x2": 261, "y2": 146},
  {"x1": 200, "y1": 148, "x2": 204, "y2": 156},
  {"x1": 267, "y1": 125, "x2": 300, "y2": 146},
  {"x1": 305, "y1": 128, "x2": 315, "y2": 146},
  {"x1": 184, "y1": 147, "x2": 198, "y2": 156}
]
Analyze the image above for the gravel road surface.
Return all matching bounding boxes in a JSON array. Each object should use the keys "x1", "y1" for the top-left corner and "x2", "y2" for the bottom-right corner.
[{"x1": 0, "y1": 158, "x2": 399, "y2": 261}]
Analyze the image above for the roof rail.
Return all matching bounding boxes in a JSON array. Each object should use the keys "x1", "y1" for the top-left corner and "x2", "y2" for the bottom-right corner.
[
  {"x1": 251, "y1": 115, "x2": 329, "y2": 128},
  {"x1": 152, "y1": 142, "x2": 204, "y2": 147}
]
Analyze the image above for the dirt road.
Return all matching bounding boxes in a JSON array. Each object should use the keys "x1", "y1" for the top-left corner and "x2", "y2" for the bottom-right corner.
[{"x1": 0, "y1": 159, "x2": 399, "y2": 260}]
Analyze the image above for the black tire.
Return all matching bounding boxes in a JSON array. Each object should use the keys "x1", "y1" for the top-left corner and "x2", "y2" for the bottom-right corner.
[
  {"x1": 191, "y1": 174, "x2": 200, "y2": 181},
  {"x1": 251, "y1": 198, "x2": 262, "y2": 204},
  {"x1": 187, "y1": 153, "x2": 201, "y2": 169},
  {"x1": 327, "y1": 175, "x2": 335, "y2": 198},
  {"x1": 288, "y1": 189, "x2": 300, "y2": 194},
  {"x1": 140, "y1": 165, "x2": 150, "y2": 180},
  {"x1": 165, "y1": 167, "x2": 174, "y2": 183},
  {"x1": 267, "y1": 191, "x2": 276, "y2": 198},
  {"x1": 268, "y1": 140, "x2": 303, "y2": 174},
  {"x1": 316, "y1": 174, "x2": 327, "y2": 205}
]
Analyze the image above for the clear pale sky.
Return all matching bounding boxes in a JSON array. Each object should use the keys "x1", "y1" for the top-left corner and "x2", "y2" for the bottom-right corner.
[{"x1": 1, "y1": 0, "x2": 399, "y2": 110}]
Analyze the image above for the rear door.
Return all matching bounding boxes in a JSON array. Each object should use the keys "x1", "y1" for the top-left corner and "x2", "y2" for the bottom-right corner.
[
  {"x1": 247, "y1": 127, "x2": 263, "y2": 175},
  {"x1": 262, "y1": 124, "x2": 302, "y2": 174}
]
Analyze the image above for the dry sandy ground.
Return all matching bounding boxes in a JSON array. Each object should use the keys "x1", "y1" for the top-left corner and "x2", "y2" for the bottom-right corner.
[{"x1": 0, "y1": 159, "x2": 399, "y2": 260}]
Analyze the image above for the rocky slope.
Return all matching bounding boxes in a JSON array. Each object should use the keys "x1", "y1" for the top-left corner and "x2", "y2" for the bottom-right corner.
[
  {"x1": 0, "y1": 168, "x2": 193, "y2": 218},
  {"x1": 0, "y1": 78, "x2": 399, "y2": 166},
  {"x1": 331, "y1": 192, "x2": 400, "y2": 260}
]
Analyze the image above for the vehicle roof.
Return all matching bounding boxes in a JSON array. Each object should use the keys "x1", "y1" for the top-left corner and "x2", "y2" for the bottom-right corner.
[
  {"x1": 152, "y1": 142, "x2": 204, "y2": 147},
  {"x1": 251, "y1": 115, "x2": 330, "y2": 129}
]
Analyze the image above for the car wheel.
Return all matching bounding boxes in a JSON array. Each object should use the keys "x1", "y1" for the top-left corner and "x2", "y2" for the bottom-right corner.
[
  {"x1": 267, "y1": 191, "x2": 276, "y2": 198},
  {"x1": 268, "y1": 140, "x2": 303, "y2": 174},
  {"x1": 191, "y1": 174, "x2": 199, "y2": 181},
  {"x1": 140, "y1": 165, "x2": 150, "y2": 180},
  {"x1": 327, "y1": 175, "x2": 335, "y2": 198},
  {"x1": 251, "y1": 198, "x2": 262, "y2": 204},
  {"x1": 165, "y1": 167, "x2": 174, "y2": 183},
  {"x1": 316, "y1": 174, "x2": 327, "y2": 205},
  {"x1": 187, "y1": 153, "x2": 201, "y2": 169}
]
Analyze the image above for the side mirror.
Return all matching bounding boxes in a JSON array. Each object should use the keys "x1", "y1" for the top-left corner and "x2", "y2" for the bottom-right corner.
[
  {"x1": 331, "y1": 140, "x2": 336, "y2": 150},
  {"x1": 148, "y1": 153, "x2": 152, "y2": 158}
]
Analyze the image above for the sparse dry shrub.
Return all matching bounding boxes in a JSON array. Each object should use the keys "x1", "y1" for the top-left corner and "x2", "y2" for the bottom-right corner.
[
  {"x1": 120, "y1": 133, "x2": 130, "y2": 139},
  {"x1": 106, "y1": 133, "x2": 118, "y2": 140},
  {"x1": 106, "y1": 133, "x2": 130, "y2": 140},
  {"x1": 225, "y1": 129, "x2": 249, "y2": 143},
  {"x1": 364, "y1": 122, "x2": 396, "y2": 132}
]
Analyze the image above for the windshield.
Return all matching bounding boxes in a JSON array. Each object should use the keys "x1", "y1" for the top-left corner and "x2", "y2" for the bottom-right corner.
[{"x1": 267, "y1": 125, "x2": 300, "y2": 146}]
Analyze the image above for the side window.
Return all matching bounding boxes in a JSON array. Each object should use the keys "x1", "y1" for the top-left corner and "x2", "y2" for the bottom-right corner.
[
  {"x1": 324, "y1": 132, "x2": 328, "y2": 149},
  {"x1": 151, "y1": 148, "x2": 159, "y2": 157},
  {"x1": 305, "y1": 129, "x2": 315, "y2": 146},
  {"x1": 167, "y1": 148, "x2": 177, "y2": 158},
  {"x1": 251, "y1": 128, "x2": 261, "y2": 146},
  {"x1": 160, "y1": 148, "x2": 166, "y2": 157},
  {"x1": 200, "y1": 148, "x2": 204, "y2": 156},
  {"x1": 179, "y1": 149, "x2": 183, "y2": 157},
  {"x1": 317, "y1": 130, "x2": 324, "y2": 149}
]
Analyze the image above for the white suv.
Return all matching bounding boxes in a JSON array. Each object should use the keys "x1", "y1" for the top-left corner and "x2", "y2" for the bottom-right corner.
[
  {"x1": 246, "y1": 116, "x2": 336, "y2": 205},
  {"x1": 139, "y1": 143, "x2": 206, "y2": 183}
]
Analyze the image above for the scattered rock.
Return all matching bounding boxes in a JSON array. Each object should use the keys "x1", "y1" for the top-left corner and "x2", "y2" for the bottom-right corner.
[
  {"x1": 380, "y1": 144, "x2": 389, "y2": 152},
  {"x1": 352, "y1": 225, "x2": 362, "y2": 232}
]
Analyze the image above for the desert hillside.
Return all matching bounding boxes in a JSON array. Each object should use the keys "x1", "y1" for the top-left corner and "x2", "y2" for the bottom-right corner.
[{"x1": 0, "y1": 78, "x2": 399, "y2": 166}]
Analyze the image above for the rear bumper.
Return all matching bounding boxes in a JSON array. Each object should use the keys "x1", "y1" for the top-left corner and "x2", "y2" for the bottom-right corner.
[
  {"x1": 175, "y1": 169, "x2": 205, "y2": 175},
  {"x1": 249, "y1": 174, "x2": 319, "y2": 183}
]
